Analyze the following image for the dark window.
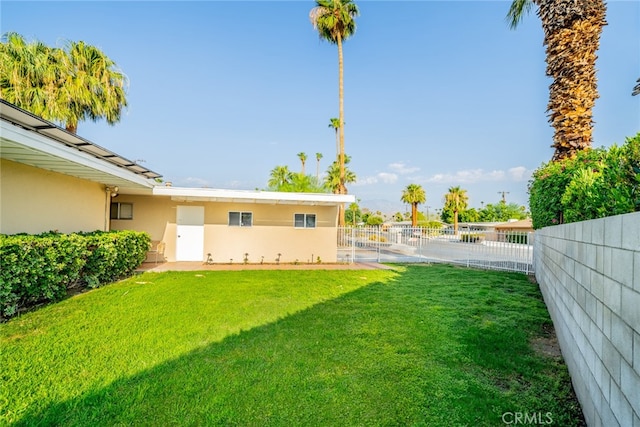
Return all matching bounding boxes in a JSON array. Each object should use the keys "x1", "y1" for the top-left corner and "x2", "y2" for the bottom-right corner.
[
  {"x1": 294, "y1": 213, "x2": 316, "y2": 228},
  {"x1": 110, "y1": 202, "x2": 133, "y2": 220},
  {"x1": 229, "y1": 211, "x2": 252, "y2": 227}
]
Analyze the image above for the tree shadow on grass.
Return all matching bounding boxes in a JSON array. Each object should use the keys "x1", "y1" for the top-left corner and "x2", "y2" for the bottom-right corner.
[{"x1": 13, "y1": 266, "x2": 583, "y2": 426}]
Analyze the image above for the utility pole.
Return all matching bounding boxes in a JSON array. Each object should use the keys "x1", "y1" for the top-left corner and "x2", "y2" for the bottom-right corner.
[{"x1": 498, "y1": 191, "x2": 510, "y2": 203}]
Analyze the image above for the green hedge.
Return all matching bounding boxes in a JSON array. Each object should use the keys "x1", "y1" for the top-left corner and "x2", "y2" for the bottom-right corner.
[
  {"x1": 0, "y1": 230, "x2": 150, "y2": 319},
  {"x1": 529, "y1": 132, "x2": 640, "y2": 229}
]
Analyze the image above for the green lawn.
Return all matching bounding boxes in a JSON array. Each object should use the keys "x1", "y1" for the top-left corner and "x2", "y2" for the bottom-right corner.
[{"x1": 1, "y1": 265, "x2": 583, "y2": 426}]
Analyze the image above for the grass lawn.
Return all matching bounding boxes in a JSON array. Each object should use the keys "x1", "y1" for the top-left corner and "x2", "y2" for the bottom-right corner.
[{"x1": 1, "y1": 265, "x2": 583, "y2": 426}]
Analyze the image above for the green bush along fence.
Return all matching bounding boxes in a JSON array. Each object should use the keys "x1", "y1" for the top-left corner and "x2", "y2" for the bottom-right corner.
[{"x1": 529, "y1": 132, "x2": 640, "y2": 229}]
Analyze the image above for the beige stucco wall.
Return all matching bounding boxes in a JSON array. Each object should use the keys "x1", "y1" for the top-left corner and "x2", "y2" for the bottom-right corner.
[
  {"x1": 0, "y1": 159, "x2": 107, "y2": 235},
  {"x1": 110, "y1": 195, "x2": 340, "y2": 263}
]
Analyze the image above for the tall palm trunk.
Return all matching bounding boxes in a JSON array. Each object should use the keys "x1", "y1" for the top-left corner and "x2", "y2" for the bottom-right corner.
[
  {"x1": 337, "y1": 33, "x2": 346, "y2": 226},
  {"x1": 453, "y1": 210, "x2": 459, "y2": 235},
  {"x1": 411, "y1": 203, "x2": 418, "y2": 227},
  {"x1": 537, "y1": 0, "x2": 607, "y2": 160},
  {"x1": 335, "y1": 127, "x2": 339, "y2": 162}
]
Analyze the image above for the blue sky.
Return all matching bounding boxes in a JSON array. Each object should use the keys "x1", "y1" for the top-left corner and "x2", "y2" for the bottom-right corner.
[{"x1": 3, "y1": 1, "x2": 639, "y2": 214}]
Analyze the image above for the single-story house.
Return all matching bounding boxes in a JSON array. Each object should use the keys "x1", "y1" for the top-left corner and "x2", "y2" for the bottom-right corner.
[
  {"x1": 0, "y1": 100, "x2": 354, "y2": 263},
  {"x1": 493, "y1": 218, "x2": 534, "y2": 234}
]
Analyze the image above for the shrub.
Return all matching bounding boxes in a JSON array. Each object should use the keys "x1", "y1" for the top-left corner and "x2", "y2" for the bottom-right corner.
[
  {"x1": 529, "y1": 132, "x2": 640, "y2": 229},
  {"x1": 0, "y1": 230, "x2": 150, "y2": 319},
  {"x1": 80, "y1": 230, "x2": 149, "y2": 285},
  {"x1": 0, "y1": 233, "x2": 88, "y2": 317}
]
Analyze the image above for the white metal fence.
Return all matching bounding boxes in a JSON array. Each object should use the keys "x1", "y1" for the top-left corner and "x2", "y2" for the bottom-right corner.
[{"x1": 338, "y1": 226, "x2": 534, "y2": 274}]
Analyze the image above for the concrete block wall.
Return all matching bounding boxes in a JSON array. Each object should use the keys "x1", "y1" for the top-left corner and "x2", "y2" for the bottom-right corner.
[{"x1": 534, "y1": 212, "x2": 640, "y2": 427}]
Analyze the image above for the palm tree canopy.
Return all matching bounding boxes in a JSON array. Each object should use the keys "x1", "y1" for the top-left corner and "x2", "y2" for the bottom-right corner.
[
  {"x1": 324, "y1": 157, "x2": 356, "y2": 193},
  {"x1": 506, "y1": 0, "x2": 534, "y2": 29},
  {"x1": 288, "y1": 173, "x2": 327, "y2": 193},
  {"x1": 0, "y1": 32, "x2": 62, "y2": 119},
  {"x1": 0, "y1": 32, "x2": 128, "y2": 133},
  {"x1": 444, "y1": 186, "x2": 469, "y2": 212},
  {"x1": 633, "y1": 78, "x2": 640, "y2": 96},
  {"x1": 267, "y1": 165, "x2": 293, "y2": 189},
  {"x1": 310, "y1": 0, "x2": 359, "y2": 45},
  {"x1": 328, "y1": 117, "x2": 340, "y2": 130},
  {"x1": 400, "y1": 184, "x2": 426, "y2": 206}
]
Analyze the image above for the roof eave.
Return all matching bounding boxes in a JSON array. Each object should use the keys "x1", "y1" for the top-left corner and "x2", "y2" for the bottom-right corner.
[{"x1": 153, "y1": 186, "x2": 356, "y2": 206}]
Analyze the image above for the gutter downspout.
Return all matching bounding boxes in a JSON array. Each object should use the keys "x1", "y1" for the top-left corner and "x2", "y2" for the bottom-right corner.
[{"x1": 104, "y1": 187, "x2": 112, "y2": 231}]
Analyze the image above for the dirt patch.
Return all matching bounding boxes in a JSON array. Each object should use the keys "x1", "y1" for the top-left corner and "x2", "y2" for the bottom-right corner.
[{"x1": 531, "y1": 323, "x2": 562, "y2": 359}]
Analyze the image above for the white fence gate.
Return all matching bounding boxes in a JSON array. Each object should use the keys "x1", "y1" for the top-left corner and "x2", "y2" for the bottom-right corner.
[{"x1": 338, "y1": 226, "x2": 534, "y2": 274}]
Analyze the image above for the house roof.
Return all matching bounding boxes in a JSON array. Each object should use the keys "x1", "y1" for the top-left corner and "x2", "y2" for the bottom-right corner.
[
  {"x1": 494, "y1": 218, "x2": 533, "y2": 230},
  {"x1": 1, "y1": 100, "x2": 356, "y2": 206},
  {"x1": 154, "y1": 186, "x2": 356, "y2": 206},
  {"x1": 0, "y1": 100, "x2": 161, "y2": 189}
]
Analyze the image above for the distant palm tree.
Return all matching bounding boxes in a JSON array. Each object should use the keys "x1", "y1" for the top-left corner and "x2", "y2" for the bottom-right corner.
[
  {"x1": 315, "y1": 152, "x2": 323, "y2": 180},
  {"x1": 289, "y1": 173, "x2": 327, "y2": 193},
  {"x1": 444, "y1": 186, "x2": 468, "y2": 235},
  {"x1": 348, "y1": 202, "x2": 360, "y2": 226},
  {"x1": 506, "y1": 0, "x2": 607, "y2": 160},
  {"x1": 633, "y1": 78, "x2": 640, "y2": 96},
  {"x1": 328, "y1": 117, "x2": 340, "y2": 161},
  {"x1": 324, "y1": 156, "x2": 356, "y2": 194},
  {"x1": 311, "y1": 0, "x2": 359, "y2": 226},
  {"x1": 267, "y1": 165, "x2": 293, "y2": 190},
  {"x1": 401, "y1": 184, "x2": 426, "y2": 227},
  {"x1": 297, "y1": 152, "x2": 308, "y2": 175}
]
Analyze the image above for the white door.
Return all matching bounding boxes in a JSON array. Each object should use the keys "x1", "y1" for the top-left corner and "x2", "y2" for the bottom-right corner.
[{"x1": 176, "y1": 206, "x2": 205, "y2": 261}]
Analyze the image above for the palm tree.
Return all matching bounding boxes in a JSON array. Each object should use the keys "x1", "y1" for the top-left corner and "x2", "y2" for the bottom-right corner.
[
  {"x1": 0, "y1": 33, "x2": 128, "y2": 133},
  {"x1": 328, "y1": 117, "x2": 340, "y2": 161},
  {"x1": 297, "y1": 152, "x2": 308, "y2": 175},
  {"x1": 444, "y1": 186, "x2": 468, "y2": 235},
  {"x1": 289, "y1": 173, "x2": 327, "y2": 193},
  {"x1": 324, "y1": 156, "x2": 356, "y2": 194},
  {"x1": 310, "y1": 0, "x2": 359, "y2": 226},
  {"x1": 633, "y1": 78, "x2": 640, "y2": 96},
  {"x1": 267, "y1": 165, "x2": 293, "y2": 190},
  {"x1": 60, "y1": 40, "x2": 128, "y2": 133},
  {"x1": 347, "y1": 201, "x2": 360, "y2": 226},
  {"x1": 315, "y1": 152, "x2": 323, "y2": 180},
  {"x1": 400, "y1": 184, "x2": 426, "y2": 227},
  {"x1": 507, "y1": 0, "x2": 607, "y2": 160},
  {"x1": 0, "y1": 32, "x2": 61, "y2": 120}
]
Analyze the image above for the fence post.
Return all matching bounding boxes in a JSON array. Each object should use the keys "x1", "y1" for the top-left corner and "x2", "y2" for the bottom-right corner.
[
  {"x1": 351, "y1": 227, "x2": 355, "y2": 264},
  {"x1": 377, "y1": 227, "x2": 381, "y2": 263}
]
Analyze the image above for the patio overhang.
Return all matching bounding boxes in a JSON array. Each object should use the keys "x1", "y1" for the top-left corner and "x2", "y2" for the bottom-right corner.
[
  {"x1": 153, "y1": 186, "x2": 356, "y2": 206},
  {"x1": 0, "y1": 100, "x2": 161, "y2": 191}
]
